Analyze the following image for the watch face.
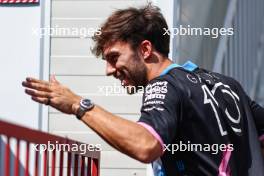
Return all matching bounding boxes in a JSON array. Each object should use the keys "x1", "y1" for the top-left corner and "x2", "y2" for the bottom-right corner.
[
  {"x1": 81, "y1": 99, "x2": 92, "y2": 109},
  {"x1": 77, "y1": 99, "x2": 94, "y2": 120}
]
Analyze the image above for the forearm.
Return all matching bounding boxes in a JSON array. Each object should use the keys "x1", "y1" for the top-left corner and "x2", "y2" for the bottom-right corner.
[
  {"x1": 77, "y1": 105, "x2": 162, "y2": 163},
  {"x1": 22, "y1": 77, "x2": 162, "y2": 162}
]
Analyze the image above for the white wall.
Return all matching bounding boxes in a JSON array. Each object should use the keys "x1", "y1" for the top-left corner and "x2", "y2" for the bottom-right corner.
[
  {"x1": 0, "y1": 2, "x2": 50, "y2": 130},
  {"x1": 0, "y1": 2, "x2": 50, "y2": 175},
  {"x1": 152, "y1": 0, "x2": 177, "y2": 60},
  {"x1": 49, "y1": 1, "x2": 148, "y2": 175}
]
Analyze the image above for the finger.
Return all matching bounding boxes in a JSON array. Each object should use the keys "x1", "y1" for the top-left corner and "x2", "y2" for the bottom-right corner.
[
  {"x1": 22, "y1": 81, "x2": 51, "y2": 92},
  {"x1": 31, "y1": 96, "x2": 50, "y2": 105},
  {"x1": 25, "y1": 89, "x2": 52, "y2": 98},
  {"x1": 26, "y1": 77, "x2": 50, "y2": 86},
  {"x1": 50, "y1": 75, "x2": 60, "y2": 84}
]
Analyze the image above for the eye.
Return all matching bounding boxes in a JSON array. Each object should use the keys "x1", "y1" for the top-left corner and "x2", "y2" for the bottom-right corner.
[{"x1": 106, "y1": 53, "x2": 119, "y2": 64}]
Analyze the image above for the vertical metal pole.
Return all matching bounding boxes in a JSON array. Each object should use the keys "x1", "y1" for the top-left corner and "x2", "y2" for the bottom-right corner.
[
  {"x1": 87, "y1": 157, "x2": 91, "y2": 176},
  {"x1": 25, "y1": 142, "x2": 30, "y2": 176},
  {"x1": 67, "y1": 152, "x2": 72, "y2": 176},
  {"x1": 43, "y1": 150, "x2": 48, "y2": 176},
  {"x1": 59, "y1": 150, "x2": 64, "y2": 176},
  {"x1": 80, "y1": 156, "x2": 85, "y2": 176},
  {"x1": 15, "y1": 139, "x2": 20, "y2": 176},
  {"x1": 34, "y1": 145, "x2": 39, "y2": 176},
  {"x1": 52, "y1": 150, "x2": 56, "y2": 176},
  {"x1": 4, "y1": 136, "x2": 10, "y2": 176},
  {"x1": 74, "y1": 154, "x2": 79, "y2": 176}
]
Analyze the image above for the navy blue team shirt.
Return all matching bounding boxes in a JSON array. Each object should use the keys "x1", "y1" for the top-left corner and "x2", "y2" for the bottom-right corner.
[{"x1": 138, "y1": 61, "x2": 264, "y2": 176}]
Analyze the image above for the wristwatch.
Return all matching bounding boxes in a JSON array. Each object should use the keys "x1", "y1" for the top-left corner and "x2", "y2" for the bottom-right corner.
[{"x1": 76, "y1": 99, "x2": 95, "y2": 120}]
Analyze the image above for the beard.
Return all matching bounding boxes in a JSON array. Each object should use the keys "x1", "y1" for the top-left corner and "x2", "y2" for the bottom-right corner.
[{"x1": 123, "y1": 55, "x2": 148, "y2": 94}]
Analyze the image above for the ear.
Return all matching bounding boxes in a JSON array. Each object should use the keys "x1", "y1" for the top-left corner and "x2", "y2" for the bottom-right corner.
[{"x1": 139, "y1": 40, "x2": 153, "y2": 60}]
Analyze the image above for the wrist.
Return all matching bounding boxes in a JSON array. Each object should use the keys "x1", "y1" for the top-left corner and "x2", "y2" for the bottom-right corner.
[
  {"x1": 72, "y1": 102, "x2": 80, "y2": 115},
  {"x1": 72, "y1": 96, "x2": 82, "y2": 115},
  {"x1": 74, "y1": 98, "x2": 95, "y2": 120}
]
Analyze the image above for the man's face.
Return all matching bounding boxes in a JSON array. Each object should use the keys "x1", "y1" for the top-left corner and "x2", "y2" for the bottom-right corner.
[{"x1": 103, "y1": 41, "x2": 148, "y2": 93}]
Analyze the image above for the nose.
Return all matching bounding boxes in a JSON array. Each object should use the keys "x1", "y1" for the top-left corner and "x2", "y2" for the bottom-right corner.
[{"x1": 106, "y1": 62, "x2": 116, "y2": 76}]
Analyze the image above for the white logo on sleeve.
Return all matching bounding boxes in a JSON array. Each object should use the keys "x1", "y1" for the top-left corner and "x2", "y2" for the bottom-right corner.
[{"x1": 145, "y1": 81, "x2": 168, "y2": 102}]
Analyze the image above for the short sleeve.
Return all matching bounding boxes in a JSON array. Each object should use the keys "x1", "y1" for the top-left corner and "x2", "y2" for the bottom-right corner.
[
  {"x1": 137, "y1": 78, "x2": 182, "y2": 147},
  {"x1": 232, "y1": 79, "x2": 264, "y2": 140},
  {"x1": 248, "y1": 97, "x2": 264, "y2": 139}
]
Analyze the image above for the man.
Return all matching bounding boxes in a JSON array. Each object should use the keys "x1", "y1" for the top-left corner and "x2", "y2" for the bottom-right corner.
[{"x1": 22, "y1": 4, "x2": 264, "y2": 176}]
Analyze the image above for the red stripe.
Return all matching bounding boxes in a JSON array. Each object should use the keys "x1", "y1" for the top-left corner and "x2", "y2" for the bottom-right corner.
[
  {"x1": 52, "y1": 150, "x2": 56, "y2": 176},
  {"x1": 34, "y1": 146, "x2": 39, "y2": 176},
  {"x1": 4, "y1": 137, "x2": 10, "y2": 176},
  {"x1": 15, "y1": 139, "x2": 20, "y2": 176},
  {"x1": 0, "y1": 0, "x2": 39, "y2": 3},
  {"x1": 25, "y1": 142, "x2": 30, "y2": 176},
  {"x1": 80, "y1": 156, "x2": 85, "y2": 176},
  {"x1": 92, "y1": 159, "x2": 98, "y2": 176}
]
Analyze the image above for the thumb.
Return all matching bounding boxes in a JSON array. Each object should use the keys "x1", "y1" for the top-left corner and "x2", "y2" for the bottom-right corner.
[{"x1": 50, "y1": 75, "x2": 60, "y2": 84}]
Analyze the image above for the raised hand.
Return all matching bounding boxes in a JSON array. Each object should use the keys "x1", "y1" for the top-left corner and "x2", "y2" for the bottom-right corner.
[{"x1": 22, "y1": 75, "x2": 81, "y2": 115}]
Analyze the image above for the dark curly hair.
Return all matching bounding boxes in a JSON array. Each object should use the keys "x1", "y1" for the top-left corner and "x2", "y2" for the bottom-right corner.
[{"x1": 92, "y1": 3, "x2": 170, "y2": 58}]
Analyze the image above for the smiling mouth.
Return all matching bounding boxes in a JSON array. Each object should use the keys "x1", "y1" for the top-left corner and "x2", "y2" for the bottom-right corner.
[
  {"x1": 121, "y1": 79, "x2": 129, "y2": 87},
  {"x1": 115, "y1": 71, "x2": 134, "y2": 87},
  {"x1": 117, "y1": 75, "x2": 130, "y2": 87}
]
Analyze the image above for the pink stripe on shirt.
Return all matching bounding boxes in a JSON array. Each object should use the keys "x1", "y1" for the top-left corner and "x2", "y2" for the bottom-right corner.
[
  {"x1": 137, "y1": 122, "x2": 164, "y2": 151},
  {"x1": 259, "y1": 134, "x2": 264, "y2": 141},
  {"x1": 218, "y1": 149, "x2": 232, "y2": 176}
]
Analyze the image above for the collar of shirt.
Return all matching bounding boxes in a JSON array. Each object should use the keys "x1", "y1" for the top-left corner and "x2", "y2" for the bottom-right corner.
[{"x1": 160, "y1": 61, "x2": 198, "y2": 76}]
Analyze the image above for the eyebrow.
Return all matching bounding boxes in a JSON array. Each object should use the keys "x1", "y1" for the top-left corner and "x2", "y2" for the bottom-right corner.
[{"x1": 103, "y1": 51, "x2": 120, "y2": 61}]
